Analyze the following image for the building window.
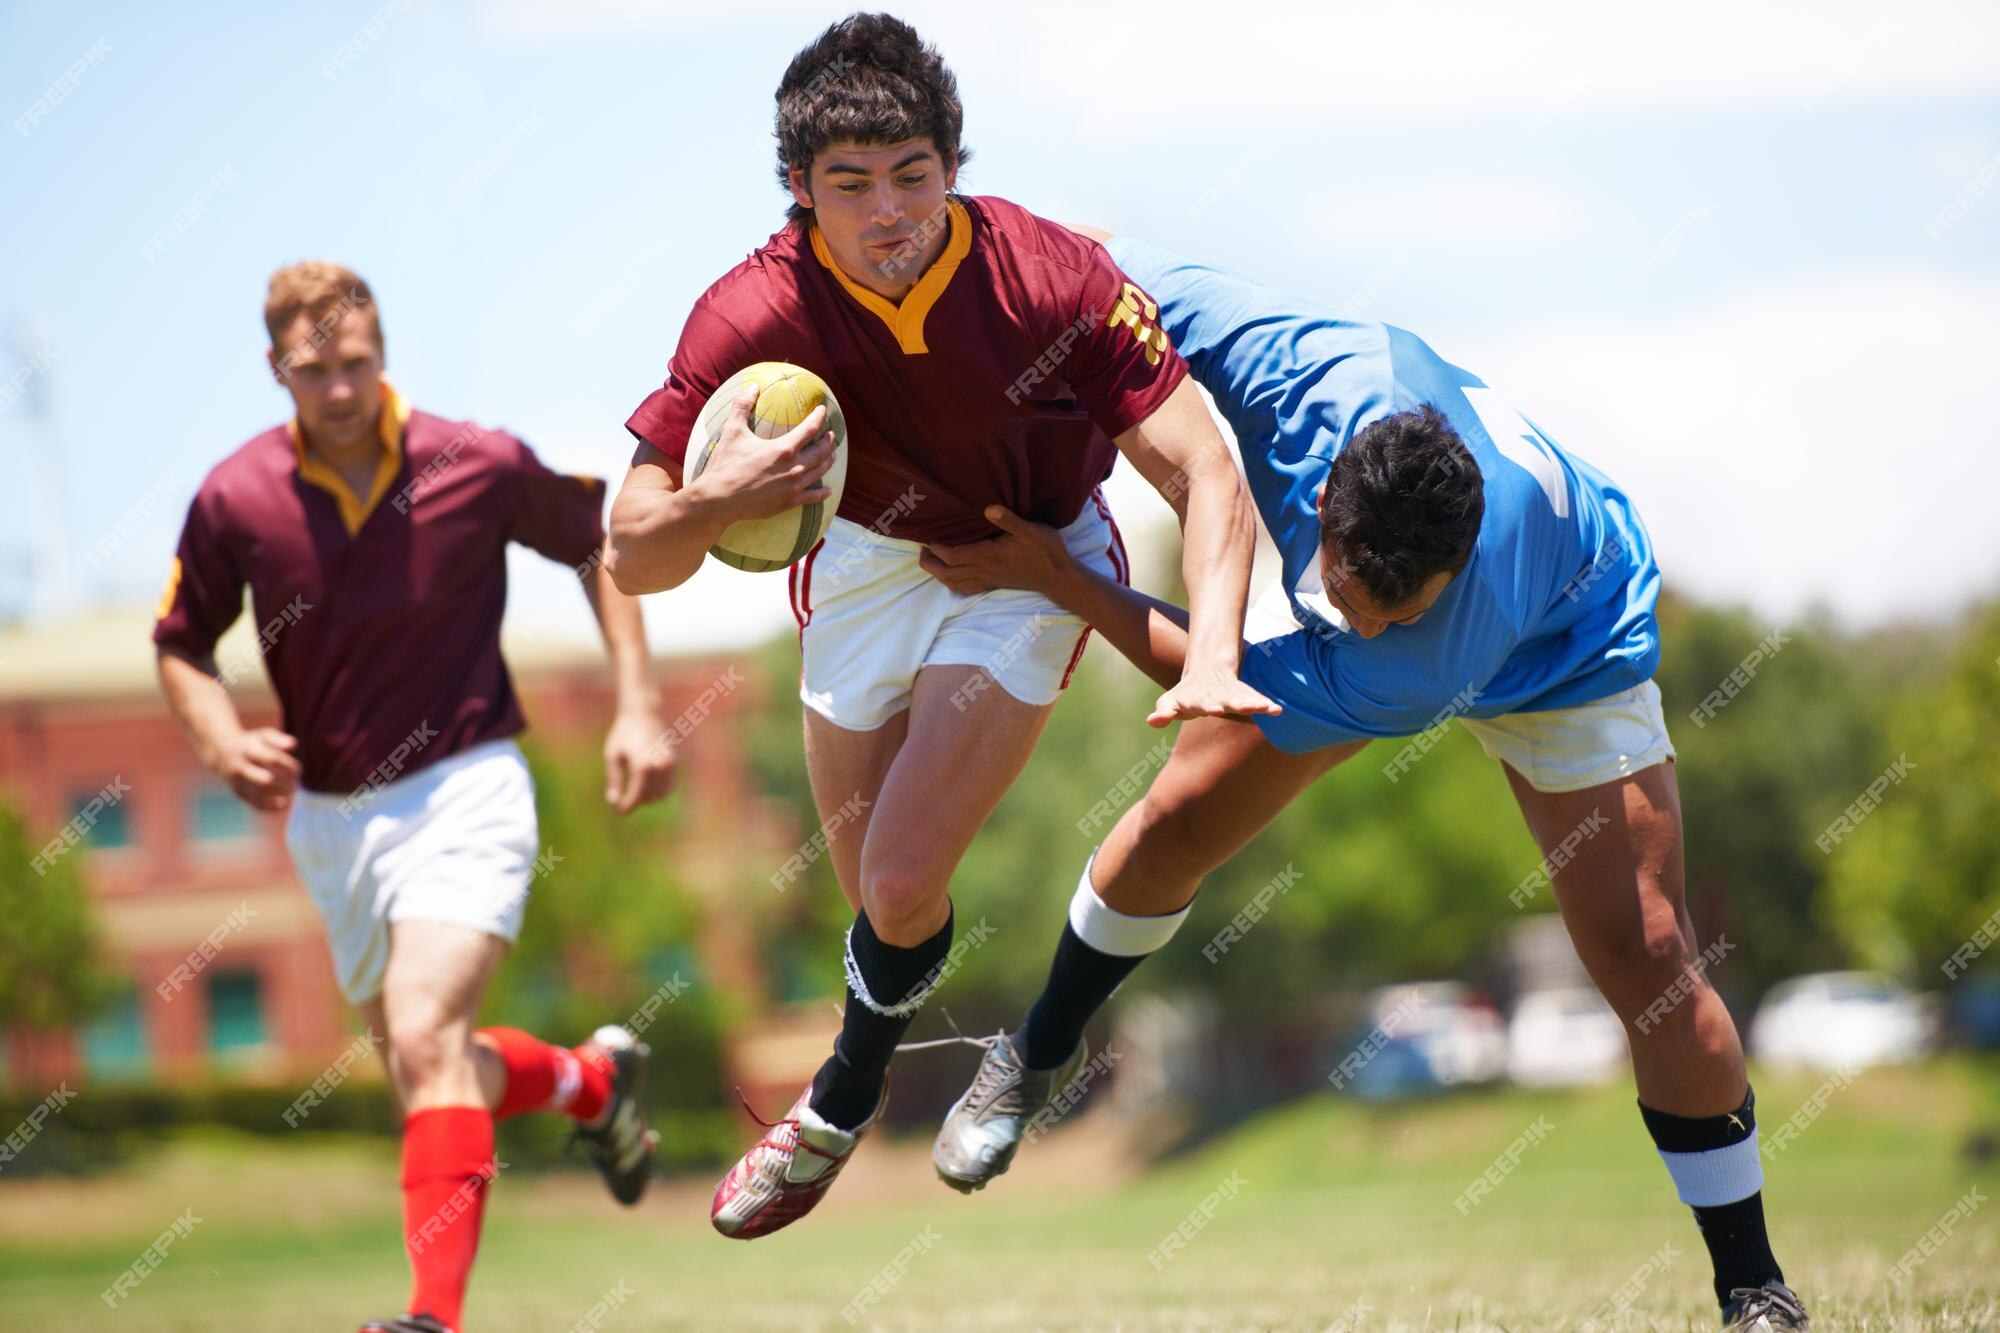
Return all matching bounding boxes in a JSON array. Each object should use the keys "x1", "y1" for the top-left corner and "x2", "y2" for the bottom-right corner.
[
  {"x1": 67, "y1": 788, "x2": 131, "y2": 849},
  {"x1": 83, "y1": 985, "x2": 150, "y2": 1079},
  {"x1": 206, "y1": 970, "x2": 267, "y2": 1059},
  {"x1": 190, "y1": 784, "x2": 253, "y2": 844}
]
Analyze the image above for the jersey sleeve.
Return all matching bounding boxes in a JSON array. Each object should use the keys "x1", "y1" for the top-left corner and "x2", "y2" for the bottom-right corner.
[
  {"x1": 1101, "y1": 237, "x2": 1386, "y2": 453},
  {"x1": 1060, "y1": 243, "x2": 1189, "y2": 440},
  {"x1": 506, "y1": 436, "x2": 608, "y2": 568},
  {"x1": 624, "y1": 296, "x2": 760, "y2": 469},
  {"x1": 151, "y1": 484, "x2": 245, "y2": 660},
  {"x1": 1239, "y1": 602, "x2": 1517, "y2": 751}
]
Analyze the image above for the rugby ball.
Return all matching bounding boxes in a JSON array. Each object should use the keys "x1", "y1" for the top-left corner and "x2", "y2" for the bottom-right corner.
[{"x1": 685, "y1": 362, "x2": 848, "y2": 572}]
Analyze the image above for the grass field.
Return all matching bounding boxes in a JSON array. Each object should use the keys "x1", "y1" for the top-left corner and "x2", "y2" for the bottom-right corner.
[{"x1": 2, "y1": 1062, "x2": 1995, "y2": 1331}]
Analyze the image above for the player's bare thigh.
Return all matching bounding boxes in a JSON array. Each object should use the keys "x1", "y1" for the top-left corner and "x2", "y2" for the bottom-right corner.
[
  {"x1": 1502, "y1": 759, "x2": 1746, "y2": 1115},
  {"x1": 854, "y1": 662, "x2": 1055, "y2": 945},
  {"x1": 1093, "y1": 717, "x2": 1366, "y2": 915},
  {"x1": 802, "y1": 705, "x2": 912, "y2": 914},
  {"x1": 1501, "y1": 759, "x2": 1692, "y2": 991}
]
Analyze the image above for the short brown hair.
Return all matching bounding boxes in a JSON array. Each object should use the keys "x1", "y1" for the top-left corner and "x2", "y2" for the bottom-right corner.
[
  {"x1": 775, "y1": 13, "x2": 970, "y2": 229},
  {"x1": 1318, "y1": 406, "x2": 1485, "y2": 608},
  {"x1": 264, "y1": 260, "x2": 383, "y2": 355}
]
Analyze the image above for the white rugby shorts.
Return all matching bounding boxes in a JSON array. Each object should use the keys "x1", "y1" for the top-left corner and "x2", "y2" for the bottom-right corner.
[
  {"x1": 790, "y1": 490, "x2": 1129, "y2": 730},
  {"x1": 284, "y1": 737, "x2": 539, "y2": 1003},
  {"x1": 1459, "y1": 680, "x2": 1677, "y2": 793}
]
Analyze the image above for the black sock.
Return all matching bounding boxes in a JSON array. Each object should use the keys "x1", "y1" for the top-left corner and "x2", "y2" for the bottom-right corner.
[
  {"x1": 1638, "y1": 1088, "x2": 1783, "y2": 1307},
  {"x1": 809, "y1": 906, "x2": 953, "y2": 1130},
  {"x1": 1014, "y1": 921, "x2": 1150, "y2": 1071},
  {"x1": 1692, "y1": 1193, "x2": 1782, "y2": 1307}
]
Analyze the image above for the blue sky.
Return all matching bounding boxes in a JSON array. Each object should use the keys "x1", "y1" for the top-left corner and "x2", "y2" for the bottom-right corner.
[{"x1": 3, "y1": 0, "x2": 1997, "y2": 651}]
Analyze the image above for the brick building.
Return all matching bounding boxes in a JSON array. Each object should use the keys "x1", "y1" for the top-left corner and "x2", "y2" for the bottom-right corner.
[{"x1": 0, "y1": 608, "x2": 789, "y2": 1091}]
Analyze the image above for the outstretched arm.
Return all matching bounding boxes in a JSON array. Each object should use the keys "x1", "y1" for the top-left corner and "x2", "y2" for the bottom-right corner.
[
  {"x1": 1112, "y1": 376, "x2": 1274, "y2": 723},
  {"x1": 922, "y1": 506, "x2": 1279, "y2": 728}
]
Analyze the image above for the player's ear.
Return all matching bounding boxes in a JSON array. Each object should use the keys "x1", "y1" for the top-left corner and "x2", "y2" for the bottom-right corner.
[
  {"x1": 265, "y1": 345, "x2": 283, "y2": 385},
  {"x1": 787, "y1": 163, "x2": 813, "y2": 212},
  {"x1": 942, "y1": 148, "x2": 958, "y2": 191}
]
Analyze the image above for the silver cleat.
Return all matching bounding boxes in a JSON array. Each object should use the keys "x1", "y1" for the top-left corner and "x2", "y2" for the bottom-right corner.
[{"x1": 932, "y1": 1033, "x2": 1087, "y2": 1193}]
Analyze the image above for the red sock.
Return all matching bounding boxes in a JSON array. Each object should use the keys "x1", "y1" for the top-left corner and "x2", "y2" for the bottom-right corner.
[
  {"x1": 476, "y1": 1026, "x2": 612, "y2": 1124},
  {"x1": 401, "y1": 1106, "x2": 496, "y2": 1333}
]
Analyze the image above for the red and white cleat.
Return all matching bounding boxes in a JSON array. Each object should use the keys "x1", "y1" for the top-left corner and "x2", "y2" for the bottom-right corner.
[{"x1": 710, "y1": 1083, "x2": 884, "y2": 1239}]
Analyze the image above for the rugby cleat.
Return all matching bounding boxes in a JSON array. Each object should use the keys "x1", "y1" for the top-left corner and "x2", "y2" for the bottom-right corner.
[
  {"x1": 1721, "y1": 1281, "x2": 1811, "y2": 1330},
  {"x1": 569, "y1": 1024, "x2": 658, "y2": 1206},
  {"x1": 358, "y1": 1315, "x2": 452, "y2": 1333},
  {"x1": 932, "y1": 1033, "x2": 1086, "y2": 1194},
  {"x1": 710, "y1": 1082, "x2": 884, "y2": 1238}
]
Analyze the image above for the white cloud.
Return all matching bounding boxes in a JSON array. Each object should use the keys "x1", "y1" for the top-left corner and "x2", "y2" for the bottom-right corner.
[
  {"x1": 489, "y1": 1, "x2": 2000, "y2": 128},
  {"x1": 1456, "y1": 270, "x2": 2000, "y2": 626},
  {"x1": 1307, "y1": 180, "x2": 1601, "y2": 250}
]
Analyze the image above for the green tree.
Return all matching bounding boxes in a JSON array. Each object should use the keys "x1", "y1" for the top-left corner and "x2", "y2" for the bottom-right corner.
[
  {"x1": 0, "y1": 801, "x2": 114, "y2": 1032},
  {"x1": 1824, "y1": 603, "x2": 2000, "y2": 979},
  {"x1": 1650, "y1": 595, "x2": 1894, "y2": 999}
]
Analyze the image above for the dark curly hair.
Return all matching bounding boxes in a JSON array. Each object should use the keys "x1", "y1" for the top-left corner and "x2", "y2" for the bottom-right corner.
[
  {"x1": 774, "y1": 13, "x2": 970, "y2": 229},
  {"x1": 1318, "y1": 406, "x2": 1486, "y2": 609}
]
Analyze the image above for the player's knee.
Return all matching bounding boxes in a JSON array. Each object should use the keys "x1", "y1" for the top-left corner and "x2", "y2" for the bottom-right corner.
[
  {"x1": 1127, "y1": 788, "x2": 1228, "y2": 885},
  {"x1": 1587, "y1": 924, "x2": 1699, "y2": 1024},
  {"x1": 859, "y1": 862, "x2": 947, "y2": 942},
  {"x1": 384, "y1": 1006, "x2": 469, "y2": 1093}
]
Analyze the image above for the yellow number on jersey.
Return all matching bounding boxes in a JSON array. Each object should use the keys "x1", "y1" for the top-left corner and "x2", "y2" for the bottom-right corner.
[{"x1": 1106, "y1": 282, "x2": 1171, "y2": 366}]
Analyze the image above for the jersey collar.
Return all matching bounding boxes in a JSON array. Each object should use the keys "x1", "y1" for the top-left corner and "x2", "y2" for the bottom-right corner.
[
  {"x1": 289, "y1": 378, "x2": 410, "y2": 536},
  {"x1": 809, "y1": 198, "x2": 972, "y2": 355}
]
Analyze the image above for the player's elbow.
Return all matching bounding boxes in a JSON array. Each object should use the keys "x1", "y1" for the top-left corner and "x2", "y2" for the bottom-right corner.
[
  {"x1": 603, "y1": 547, "x2": 645, "y2": 598},
  {"x1": 602, "y1": 530, "x2": 675, "y2": 597},
  {"x1": 605, "y1": 494, "x2": 683, "y2": 595},
  {"x1": 1179, "y1": 446, "x2": 1248, "y2": 525},
  {"x1": 155, "y1": 643, "x2": 218, "y2": 684}
]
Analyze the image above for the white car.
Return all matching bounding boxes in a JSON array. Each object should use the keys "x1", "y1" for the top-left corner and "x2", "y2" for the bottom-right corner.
[
  {"x1": 1748, "y1": 972, "x2": 1933, "y2": 1072},
  {"x1": 1507, "y1": 987, "x2": 1628, "y2": 1087},
  {"x1": 1364, "y1": 982, "x2": 1508, "y2": 1087}
]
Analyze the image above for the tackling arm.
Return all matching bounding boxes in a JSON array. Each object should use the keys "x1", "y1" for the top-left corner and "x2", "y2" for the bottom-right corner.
[{"x1": 1113, "y1": 376, "x2": 1275, "y2": 722}]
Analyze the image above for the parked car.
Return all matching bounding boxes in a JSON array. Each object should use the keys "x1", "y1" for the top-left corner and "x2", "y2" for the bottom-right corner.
[
  {"x1": 1748, "y1": 971, "x2": 1933, "y2": 1071},
  {"x1": 1947, "y1": 976, "x2": 2000, "y2": 1049},
  {"x1": 1507, "y1": 987, "x2": 1627, "y2": 1087},
  {"x1": 1339, "y1": 982, "x2": 1508, "y2": 1099}
]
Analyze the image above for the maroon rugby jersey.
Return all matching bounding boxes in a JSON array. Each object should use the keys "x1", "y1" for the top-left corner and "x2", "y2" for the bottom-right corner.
[
  {"x1": 625, "y1": 195, "x2": 1187, "y2": 546},
  {"x1": 153, "y1": 381, "x2": 607, "y2": 794}
]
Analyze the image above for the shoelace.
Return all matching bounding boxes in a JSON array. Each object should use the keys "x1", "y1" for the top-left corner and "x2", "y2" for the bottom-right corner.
[
  {"x1": 891, "y1": 1007, "x2": 1001, "y2": 1054},
  {"x1": 1727, "y1": 1285, "x2": 1806, "y2": 1324},
  {"x1": 719, "y1": 1009, "x2": 1007, "y2": 1165},
  {"x1": 965, "y1": 1041, "x2": 1034, "y2": 1116},
  {"x1": 731, "y1": 1087, "x2": 847, "y2": 1165},
  {"x1": 894, "y1": 1012, "x2": 1026, "y2": 1114}
]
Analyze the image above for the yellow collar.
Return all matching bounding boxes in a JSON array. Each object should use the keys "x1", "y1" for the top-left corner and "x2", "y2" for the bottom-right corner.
[
  {"x1": 809, "y1": 198, "x2": 972, "y2": 355},
  {"x1": 289, "y1": 378, "x2": 410, "y2": 536}
]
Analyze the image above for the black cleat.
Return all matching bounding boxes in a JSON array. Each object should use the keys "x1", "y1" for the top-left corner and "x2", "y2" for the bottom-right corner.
[
  {"x1": 1721, "y1": 1281, "x2": 1811, "y2": 1330},
  {"x1": 570, "y1": 1024, "x2": 658, "y2": 1206},
  {"x1": 358, "y1": 1315, "x2": 452, "y2": 1333}
]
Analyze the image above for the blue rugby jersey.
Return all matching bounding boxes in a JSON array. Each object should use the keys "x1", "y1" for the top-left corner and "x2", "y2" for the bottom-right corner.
[{"x1": 1106, "y1": 237, "x2": 1661, "y2": 750}]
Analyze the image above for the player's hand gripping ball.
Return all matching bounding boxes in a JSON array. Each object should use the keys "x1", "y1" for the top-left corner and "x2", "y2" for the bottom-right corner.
[{"x1": 686, "y1": 362, "x2": 848, "y2": 571}]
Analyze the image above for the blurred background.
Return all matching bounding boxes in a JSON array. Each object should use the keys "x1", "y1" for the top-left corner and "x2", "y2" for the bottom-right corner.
[{"x1": 2, "y1": 2, "x2": 1997, "y2": 1328}]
